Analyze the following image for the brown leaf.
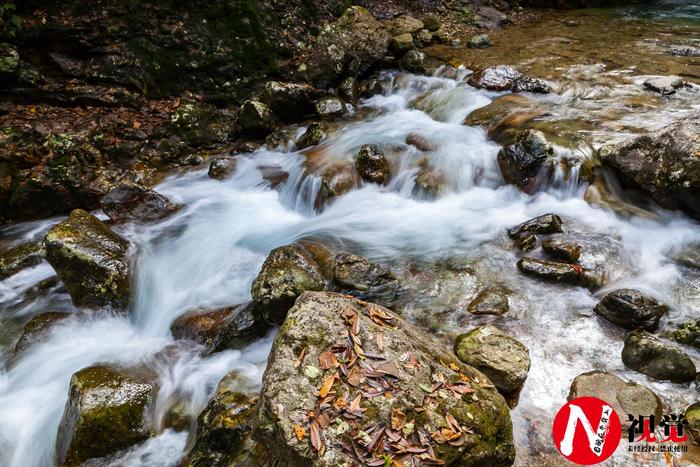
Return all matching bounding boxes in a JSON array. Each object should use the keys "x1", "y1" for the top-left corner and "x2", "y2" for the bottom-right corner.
[
  {"x1": 310, "y1": 421, "x2": 324, "y2": 452},
  {"x1": 376, "y1": 362, "x2": 401, "y2": 379},
  {"x1": 132, "y1": 120, "x2": 141, "y2": 129},
  {"x1": 449, "y1": 362, "x2": 459, "y2": 371},
  {"x1": 319, "y1": 373, "x2": 337, "y2": 398},
  {"x1": 391, "y1": 408, "x2": 407, "y2": 431},
  {"x1": 317, "y1": 412, "x2": 331, "y2": 428},
  {"x1": 367, "y1": 426, "x2": 386, "y2": 453},
  {"x1": 445, "y1": 413, "x2": 461, "y2": 433},
  {"x1": 319, "y1": 351, "x2": 338, "y2": 370},
  {"x1": 375, "y1": 332, "x2": 383, "y2": 351},
  {"x1": 293, "y1": 424, "x2": 306, "y2": 441}
]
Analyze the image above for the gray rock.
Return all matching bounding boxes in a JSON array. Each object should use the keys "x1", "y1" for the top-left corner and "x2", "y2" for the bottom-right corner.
[
  {"x1": 385, "y1": 15, "x2": 424, "y2": 36},
  {"x1": 250, "y1": 244, "x2": 326, "y2": 324},
  {"x1": 55, "y1": 366, "x2": 155, "y2": 466},
  {"x1": 674, "y1": 244, "x2": 700, "y2": 269},
  {"x1": 467, "y1": 65, "x2": 522, "y2": 91},
  {"x1": 497, "y1": 129, "x2": 554, "y2": 193},
  {"x1": 44, "y1": 209, "x2": 130, "y2": 309},
  {"x1": 643, "y1": 76, "x2": 685, "y2": 95},
  {"x1": 356, "y1": 144, "x2": 390, "y2": 184},
  {"x1": 467, "y1": 34, "x2": 493, "y2": 49},
  {"x1": 401, "y1": 49, "x2": 429, "y2": 74},
  {"x1": 101, "y1": 184, "x2": 177, "y2": 224},
  {"x1": 208, "y1": 157, "x2": 237, "y2": 180},
  {"x1": 621, "y1": 330, "x2": 696, "y2": 383},
  {"x1": 314, "y1": 97, "x2": 345, "y2": 118},
  {"x1": 414, "y1": 29, "x2": 433, "y2": 48},
  {"x1": 455, "y1": 325, "x2": 530, "y2": 395},
  {"x1": 568, "y1": 371, "x2": 662, "y2": 435},
  {"x1": 333, "y1": 253, "x2": 399, "y2": 305},
  {"x1": 594, "y1": 289, "x2": 668, "y2": 332},
  {"x1": 236, "y1": 100, "x2": 278, "y2": 137},
  {"x1": 260, "y1": 81, "x2": 326, "y2": 122},
  {"x1": 255, "y1": 291, "x2": 515, "y2": 466},
  {"x1": 508, "y1": 214, "x2": 563, "y2": 238},
  {"x1": 599, "y1": 115, "x2": 700, "y2": 220},
  {"x1": 512, "y1": 76, "x2": 551, "y2": 94}
]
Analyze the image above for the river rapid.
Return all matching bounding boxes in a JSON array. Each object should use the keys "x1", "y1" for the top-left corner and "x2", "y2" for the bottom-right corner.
[{"x1": 1, "y1": 2, "x2": 700, "y2": 466}]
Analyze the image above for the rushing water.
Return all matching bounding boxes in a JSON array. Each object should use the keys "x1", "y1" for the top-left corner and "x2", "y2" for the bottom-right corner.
[{"x1": 1, "y1": 4, "x2": 700, "y2": 467}]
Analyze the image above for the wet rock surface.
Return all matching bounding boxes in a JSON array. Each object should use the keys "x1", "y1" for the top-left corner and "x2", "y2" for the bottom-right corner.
[
  {"x1": 14, "y1": 311, "x2": 70, "y2": 354},
  {"x1": 356, "y1": 144, "x2": 391, "y2": 184},
  {"x1": 467, "y1": 65, "x2": 522, "y2": 91},
  {"x1": 643, "y1": 75, "x2": 685, "y2": 95},
  {"x1": 251, "y1": 244, "x2": 326, "y2": 325},
  {"x1": 497, "y1": 129, "x2": 554, "y2": 193},
  {"x1": 55, "y1": 366, "x2": 155, "y2": 466},
  {"x1": 517, "y1": 257, "x2": 597, "y2": 289},
  {"x1": 669, "y1": 319, "x2": 700, "y2": 349},
  {"x1": 507, "y1": 214, "x2": 563, "y2": 238},
  {"x1": 297, "y1": 122, "x2": 329, "y2": 149},
  {"x1": 170, "y1": 303, "x2": 264, "y2": 352},
  {"x1": 208, "y1": 157, "x2": 237, "y2": 180},
  {"x1": 236, "y1": 100, "x2": 278, "y2": 137},
  {"x1": 101, "y1": 184, "x2": 177, "y2": 224},
  {"x1": 541, "y1": 239, "x2": 581, "y2": 263},
  {"x1": 255, "y1": 291, "x2": 515, "y2": 466},
  {"x1": 599, "y1": 115, "x2": 700, "y2": 220},
  {"x1": 468, "y1": 34, "x2": 493, "y2": 49},
  {"x1": 43, "y1": 209, "x2": 130, "y2": 309},
  {"x1": 333, "y1": 253, "x2": 400, "y2": 305},
  {"x1": 594, "y1": 289, "x2": 668, "y2": 331},
  {"x1": 568, "y1": 371, "x2": 662, "y2": 434},
  {"x1": 454, "y1": 325, "x2": 530, "y2": 396},
  {"x1": 260, "y1": 82, "x2": 326, "y2": 123},
  {"x1": 0, "y1": 241, "x2": 43, "y2": 280},
  {"x1": 621, "y1": 330, "x2": 696, "y2": 383},
  {"x1": 467, "y1": 288, "x2": 510, "y2": 316}
]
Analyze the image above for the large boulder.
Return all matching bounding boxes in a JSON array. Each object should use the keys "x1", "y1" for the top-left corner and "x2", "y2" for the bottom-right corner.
[
  {"x1": 251, "y1": 244, "x2": 327, "y2": 325},
  {"x1": 0, "y1": 241, "x2": 43, "y2": 280},
  {"x1": 467, "y1": 65, "x2": 522, "y2": 92},
  {"x1": 301, "y1": 6, "x2": 390, "y2": 88},
  {"x1": 594, "y1": 289, "x2": 668, "y2": 332},
  {"x1": 568, "y1": 371, "x2": 663, "y2": 435},
  {"x1": 254, "y1": 292, "x2": 515, "y2": 466},
  {"x1": 185, "y1": 373, "x2": 262, "y2": 466},
  {"x1": 44, "y1": 209, "x2": 130, "y2": 309},
  {"x1": 621, "y1": 330, "x2": 696, "y2": 383},
  {"x1": 497, "y1": 129, "x2": 554, "y2": 193},
  {"x1": 55, "y1": 366, "x2": 155, "y2": 466},
  {"x1": 356, "y1": 144, "x2": 390, "y2": 184},
  {"x1": 599, "y1": 115, "x2": 700, "y2": 220},
  {"x1": 333, "y1": 253, "x2": 399, "y2": 305},
  {"x1": 101, "y1": 184, "x2": 177, "y2": 224},
  {"x1": 170, "y1": 302, "x2": 264, "y2": 352},
  {"x1": 454, "y1": 325, "x2": 530, "y2": 397}
]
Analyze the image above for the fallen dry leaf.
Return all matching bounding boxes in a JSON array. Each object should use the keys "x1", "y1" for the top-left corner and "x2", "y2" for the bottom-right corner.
[
  {"x1": 319, "y1": 351, "x2": 338, "y2": 370},
  {"x1": 293, "y1": 424, "x2": 306, "y2": 441},
  {"x1": 319, "y1": 373, "x2": 337, "y2": 398}
]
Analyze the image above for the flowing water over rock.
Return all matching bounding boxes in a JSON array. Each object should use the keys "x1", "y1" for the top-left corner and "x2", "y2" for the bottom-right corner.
[{"x1": 1, "y1": 4, "x2": 700, "y2": 466}]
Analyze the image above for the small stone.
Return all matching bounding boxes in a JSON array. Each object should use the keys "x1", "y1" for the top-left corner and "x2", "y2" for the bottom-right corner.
[
  {"x1": 512, "y1": 76, "x2": 551, "y2": 94},
  {"x1": 468, "y1": 288, "x2": 509, "y2": 316},
  {"x1": 414, "y1": 29, "x2": 433, "y2": 48},
  {"x1": 236, "y1": 100, "x2": 277, "y2": 137},
  {"x1": 389, "y1": 33, "x2": 414, "y2": 55},
  {"x1": 101, "y1": 184, "x2": 178, "y2": 223},
  {"x1": 643, "y1": 76, "x2": 685, "y2": 96},
  {"x1": 208, "y1": 157, "x2": 237, "y2": 180},
  {"x1": 517, "y1": 257, "x2": 591, "y2": 287},
  {"x1": 467, "y1": 34, "x2": 493, "y2": 49},
  {"x1": 360, "y1": 78, "x2": 386, "y2": 98},
  {"x1": 669, "y1": 319, "x2": 700, "y2": 349},
  {"x1": 541, "y1": 239, "x2": 582, "y2": 263},
  {"x1": 669, "y1": 46, "x2": 700, "y2": 57},
  {"x1": 337, "y1": 77, "x2": 359, "y2": 104},
  {"x1": 673, "y1": 244, "x2": 700, "y2": 269},
  {"x1": 498, "y1": 129, "x2": 554, "y2": 193},
  {"x1": 423, "y1": 15, "x2": 441, "y2": 32},
  {"x1": 468, "y1": 65, "x2": 522, "y2": 91},
  {"x1": 296, "y1": 122, "x2": 329, "y2": 149},
  {"x1": 594, "y1": 289, "x2": 668, "y2": 332},
  {"x1": 431, "y1": 29, "x2": 451, "y2": 44},
  {"x1": 401, "y1": 49, "x2": 429, "y2": 74},
  {"x1": 356, "y1": 144, "x2": 390, "y2": 184},
  {"x1": 507, "y1": 214, "x2": 563, "y2": 238},
  {"x1": 621, "y1": 330, "x2": 696, "y2": 383},
  {"x1": 314, "y1": 97, "x2": 345, "y2": 118},
  {"x1": 454, "y1": 325, "x2": 530, "y2": 395}
]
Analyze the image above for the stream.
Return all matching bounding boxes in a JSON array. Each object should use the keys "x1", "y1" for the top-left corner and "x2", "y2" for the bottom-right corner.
[{"x1": 1, "y1": 2, "x2": 700, "y2": 466}]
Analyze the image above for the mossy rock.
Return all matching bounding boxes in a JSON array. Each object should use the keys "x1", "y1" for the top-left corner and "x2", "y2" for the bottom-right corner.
[
  {"x1": 669, "y1": 319, "x2": 700, "y2": 349},
  {"x1": 0, "y1": 241, "x2": 43, "y2": 280},
  {"x1": 43, "y1": 209, "x2": 130, "y2": 309},
  {"x1": 55, "y1": 366, "x2": 155, "y2": 466}
]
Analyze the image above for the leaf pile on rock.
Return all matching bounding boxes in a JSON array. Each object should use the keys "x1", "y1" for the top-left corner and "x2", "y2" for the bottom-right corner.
[{"x1": 254, "y1": 291, "x2": 515, "y2": 466}]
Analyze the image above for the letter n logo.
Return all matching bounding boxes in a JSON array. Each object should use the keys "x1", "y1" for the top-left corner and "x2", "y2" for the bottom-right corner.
[{"x1": 552, "y1": 396, "x2": 622, "y2": 465}]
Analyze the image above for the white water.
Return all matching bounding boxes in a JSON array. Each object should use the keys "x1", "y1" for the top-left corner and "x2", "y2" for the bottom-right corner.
[{"x1": 0, "y1": 68, "x2": 699, "y2": 467}]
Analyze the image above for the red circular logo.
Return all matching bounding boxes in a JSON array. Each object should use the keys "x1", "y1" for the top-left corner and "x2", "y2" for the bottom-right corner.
[{"x1": 552, "y1": 397, "x2": 622, "y2": 465}]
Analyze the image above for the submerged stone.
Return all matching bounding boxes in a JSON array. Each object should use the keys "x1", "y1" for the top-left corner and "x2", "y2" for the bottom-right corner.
[
  {"x1": 14, "y1": 311, "x2": 70, "y2": 354},
  {"x1": 171, "y1": 302, "x2": 264, "y2": 352},
  {"x1": 255, "y1": 292, "x2": 515, "y2": 466},
  {"x1": 621, "y1": 330, "x2": 696, "y2": 383},
  {"x1": 454, "y1": 325, "x2": 530, "y2": 396},
  {"x1": 594, "y1": 289, "x2": 668, "y2": 332},
  {"x1": 468, "y1": 288, "x2": 510, "y2": 316},
  {"x1": 55, "y1": 366, "x2": 155, "y2": 466},
  {"x1": 251, "y1": 244, "x2": 326, "y2": 324},
  {"x1": 467, "y1": 34, "x2": 493, "y2": 49},
  {"x1": 44, "y1": 209, "x2": 130, "y2": 309},
  {"x1": 101, "y1": 184, "x2": 177, "y2": 224}
]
